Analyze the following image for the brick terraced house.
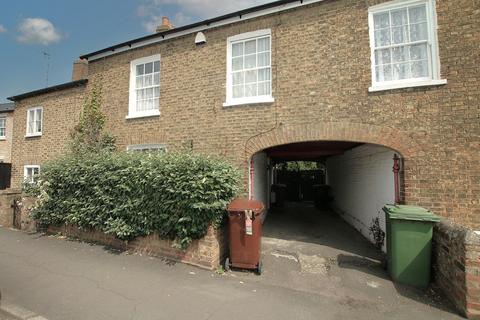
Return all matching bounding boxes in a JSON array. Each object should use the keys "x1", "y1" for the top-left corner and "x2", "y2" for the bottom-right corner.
[{"x1": 6, "y1": 0, "x2": 480, "y2": 316}]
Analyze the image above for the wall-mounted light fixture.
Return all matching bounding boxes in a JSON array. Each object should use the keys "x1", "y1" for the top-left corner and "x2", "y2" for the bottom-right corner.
[{"x1": 195, "y1": 32, "x2": 206, "y2": 45}]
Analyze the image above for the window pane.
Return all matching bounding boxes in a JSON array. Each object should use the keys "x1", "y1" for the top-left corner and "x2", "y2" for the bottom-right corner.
[
  {"x1": 137, "y1": 100, "x2": 145, "y2": 112},
  {"x1": 392, "y1": 26, "x2": 408, "y2": 44},
  {"x1": 137, "y1": 89, "x2": 144, "y2": 100},
  {"x1": 154, "y1": 61, "x2": 160, "y2": 72},
  {"x1": 410, "y1": 22, "x2": 428, "y2": 41},
  {"x1": 376, "y1": 64, "x2": 393, "y2": 81},
  {"x1": 136, "y1": 64, "x2": 144, "y2": 75},
  {"x1": 258, "y1": 68, "x2": 271, "y2": 81},
  {"x1": 136, "y1": 76, "x2": 143, "y2": 88},
  {"x1": 146, "y1": 88, "x2": 153, "y2": 99},
  {"x1": 257, "y1": 52, "x2": 270, "y2": 67},
  {"x1": 409, "y1": 5, "x2": 427, "y2": 23},
  {"x1": 245, "y1": 70, "x2": 257, "y2": 84},
  {"x1": 153, "y1": 87, "x2": 160, "y2": 98},
  {"x1": 257, "y1": 37, "x2": 270, "y2": 52},
  {"x1": 245, "y1": 40, "x2": 256, "y2": 55},
  {"x1": 145, "y1": 62, "x2": 153, "y2": 74},
  {"x1": 145, "y1": 99, "x2": 153, "y2": 110},
  {"x1": 373, "y1": 12, "x2": 390, "y2": 29},
  {"x1": 232, "y1": 72, "x2": 244, "y2": 85},
  {"x1": 233, "y1": 85, "x2": 244, "y2": 98},
  {"x1": 0, "y1": 129, "x2": 4, "y2": 137},
  {"x1": 232, "y1": 57, "x2": 243, "y2": 71},
  {"x1": 374, "y1": 29, "x2": 391, "y2": 47},
  {"x1": 410, "y1": 43, "x2": 428, "y2": 60},
  {"x1": 258, "y1": 81, "x2": 271, "y2": 95},
  {"x1": 35, "y1": 120, "x2": 42, "y2": 133},
  {"x1": 245, "y1": 84, "x2": 257, "y2": 97},
  {"x1": 244, "y1": 54, "x2": 256, "y2": 69},
  {"x1": 153, "y1": 72, "x2": 160, "y2": 85},
  {"x1": 393, "y1": 62, "x2": 410, "y2": 80},
  {"x1": 144, "y1": 74, "x2": 153, "y2": 87},
  {"x1": 411, "y1": 60, "x2": 429, "y2": 78},
  {"x1": 375, "y1": 48, "x2": 391, "y2": 65},
  {"x1": 153, "y1": 99, "x2": 159, "y2": 110},
  {"x1": 392, "y1": 46, "x2": 407, "y2": 63},
  {"x1": 391, "y1": 8, "x2": 407, "y2": 26},
  {"x1": 28, "y1": 110, "x2": 35, "y2": 122},
  {"x1": 36, "y1": 109, "x2": 42, "y2": 121},
  {"x1": 232, "y1": 43, "x2": 243, "y2": 57}
]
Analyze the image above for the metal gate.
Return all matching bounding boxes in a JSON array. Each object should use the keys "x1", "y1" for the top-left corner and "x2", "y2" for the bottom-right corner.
[{"x1": 12, "y1": 198, "x2": 21, "y2": 229}]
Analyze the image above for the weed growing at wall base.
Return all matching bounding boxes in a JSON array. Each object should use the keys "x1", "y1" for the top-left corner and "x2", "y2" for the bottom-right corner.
[{"x1": 30, "y1": 152, "x2": 240, "y2": 249}]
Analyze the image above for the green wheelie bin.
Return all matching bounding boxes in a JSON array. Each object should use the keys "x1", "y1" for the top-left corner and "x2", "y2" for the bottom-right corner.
[{"x1": 383, "y1": 205, "x2": 440, "y2": 288}]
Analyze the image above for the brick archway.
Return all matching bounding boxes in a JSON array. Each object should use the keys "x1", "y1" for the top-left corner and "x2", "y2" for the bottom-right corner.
[{"x1": 245, "y1": 121, "x2": 419, "y2": 160}]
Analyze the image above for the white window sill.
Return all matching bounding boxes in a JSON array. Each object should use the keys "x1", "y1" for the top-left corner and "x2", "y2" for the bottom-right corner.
[
  {"x1": 25, "y1": 133, "x2": 42, "y2": 138},
  {"x1": 369, "y1": 79, "x2": 447, "y2": 92},
  {"x1": 0, "y1": 137, "x2": 6, "y2": 141},
  {"x1": 223, "y1": 97, "x2": 275, "y2": 107},
  {"x1": 125, "y1": 110, "x2": 160, "y2": 120}
]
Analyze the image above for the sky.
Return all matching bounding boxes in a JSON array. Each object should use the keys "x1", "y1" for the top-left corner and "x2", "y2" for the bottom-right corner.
[{"x1": 0, "y1": 0, "x2": 271, "y2": 103}]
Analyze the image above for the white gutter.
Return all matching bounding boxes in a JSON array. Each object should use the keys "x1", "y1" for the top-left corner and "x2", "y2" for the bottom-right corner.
[{"x1": 87, "y1": 0, "x2": 325, "y2": 61}]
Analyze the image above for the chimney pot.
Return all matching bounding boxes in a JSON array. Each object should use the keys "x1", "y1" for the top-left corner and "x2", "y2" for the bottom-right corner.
[{"x1": 156, "y1": 16, "x2": 173, "y2": 33}]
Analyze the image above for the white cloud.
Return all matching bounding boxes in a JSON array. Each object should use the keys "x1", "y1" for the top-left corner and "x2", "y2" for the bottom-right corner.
[
  {"x1": 0, "y1": 24, "x2": 6, "y2": 33},
  {"x1": 138, "y1": 0, "x2": 271, "y2": 32},
  {"x1": 17, "y1": 18, "x2": 63, "y2": 45}
]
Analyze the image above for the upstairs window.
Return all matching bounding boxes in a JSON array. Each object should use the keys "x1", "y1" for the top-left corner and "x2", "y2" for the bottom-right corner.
[
  {"x1": 224, "y1": 29, "x2": 274, "y2": 106},
  {"x1": 368, "y1": 0, "x2": 446, "y2": 91},
  {"x1": 24, "y1": 165, "x2": 40, "y2": 184},
  {"x1": 128, "y1": 54, "x2": 161, "y2": 118},
  {"x1": 0, "y1": 117, "x2": 6, "y2": 139},
  {"x1": 26, "y1": 107, "x2": 42, "y2": 137}
]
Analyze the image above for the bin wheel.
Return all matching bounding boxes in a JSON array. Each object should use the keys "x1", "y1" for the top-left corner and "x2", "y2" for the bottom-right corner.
[
  {"x1": 256, "y1": 261, "x2": 263, "y2": 275},
  {"x1": 224, "y1": 257, "x2": 230, "y2": 272}
]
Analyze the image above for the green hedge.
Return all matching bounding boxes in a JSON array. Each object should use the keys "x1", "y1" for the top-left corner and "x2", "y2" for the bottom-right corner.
[{"x1": 31, "y1": 152, "x2": 240, "y2": 248}]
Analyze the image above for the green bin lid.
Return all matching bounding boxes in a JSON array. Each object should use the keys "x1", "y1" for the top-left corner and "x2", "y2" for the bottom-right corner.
[{"x1": 383, "y1": 204, "x2": 441, "y2": 222}]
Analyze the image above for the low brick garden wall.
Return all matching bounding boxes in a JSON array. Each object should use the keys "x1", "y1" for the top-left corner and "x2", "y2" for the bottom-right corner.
[
  {"x1": 433, "y1": 220, "x2": 480, "y2": 319},
  {"x1": 46, "y1": 224, "x2": 227, "y2": 270},
  {"x1": 0, "y1": 192, "x2": 228, "y2": 270}
]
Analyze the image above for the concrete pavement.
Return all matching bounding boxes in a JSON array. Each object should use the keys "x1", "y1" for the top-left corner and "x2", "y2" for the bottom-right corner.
[{"x1": 0, "y1": 224, "x2": 462, "y2": 320}]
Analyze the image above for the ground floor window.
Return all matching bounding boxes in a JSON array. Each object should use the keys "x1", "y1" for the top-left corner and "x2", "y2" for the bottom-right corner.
[
  {"x1": 126, "y1": 144, "x2": 167, "y2": 153},
  {"x1": 24, "y1": 165, "x2": 40, "y2": 183}
]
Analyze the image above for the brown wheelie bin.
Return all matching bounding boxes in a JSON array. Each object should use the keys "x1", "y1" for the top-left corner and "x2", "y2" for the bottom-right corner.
[{"x1": 225, "y1": 198, "x2": 264, "y2": 275}]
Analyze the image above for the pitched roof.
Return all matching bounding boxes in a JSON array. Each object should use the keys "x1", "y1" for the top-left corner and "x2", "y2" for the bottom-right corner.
[
  {"x1": 0, "y1": 102, "x2": 15, "y2": 113},
  {"x1": 7, "y1": 79, "x2": 88, "y2": 102}
]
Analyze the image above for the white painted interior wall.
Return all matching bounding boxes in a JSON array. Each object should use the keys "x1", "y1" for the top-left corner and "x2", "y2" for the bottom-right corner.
[
  {"x1": 252, "y1": 151, "x2": 270, "y2": 209},
  {"x1": 326, "y1": 144, "x2": 396, "y2": 252}
]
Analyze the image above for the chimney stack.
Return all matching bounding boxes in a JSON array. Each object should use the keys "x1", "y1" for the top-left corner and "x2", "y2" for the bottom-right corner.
[
  {"x1": 156, "y1": 16, "x2": 173, "y2": 33},
  {"x1": 71, "y1": 58, "x2": 88, "y2": 81}
]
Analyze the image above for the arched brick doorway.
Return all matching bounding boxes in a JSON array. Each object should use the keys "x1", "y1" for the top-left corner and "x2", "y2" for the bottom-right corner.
[
  {"x1": 243, "y1": 121, "x2": 419, "y2": 204},
  {"x1": 245, "y1": 121, "x2": 419, "y2": 160}
]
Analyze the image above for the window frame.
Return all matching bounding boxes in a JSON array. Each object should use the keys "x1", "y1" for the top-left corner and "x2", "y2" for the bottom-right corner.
[
  {"x1": 0, "y1": 116, "x2": 6, "y2": 139},
  {"x1": 23, "y1": 165, "x2": 40, "y2": 184},
  {"x1": 126, "y1": 144, "x2": 167, "y2": 153},
  {"x1": 127, "y1": 54, "x2": 161, "y2": 119},
  {"x1": 224, "y1": 29, "x2": 274, "y2": 107},
  {"x1": 25, "y1": 106, "x2": 43, "y2": 137},
  {"x1": 368, "y1": 0, "x2": 446, "y2": 92}
]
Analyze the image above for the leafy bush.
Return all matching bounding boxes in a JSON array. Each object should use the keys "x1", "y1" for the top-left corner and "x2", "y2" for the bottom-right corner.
[
  {"x1": 69, "y1": 81, "x2": 116, "y2": 155},
  {"x1": 31, "y1": 152, "x2": 240, "y2": 248}
]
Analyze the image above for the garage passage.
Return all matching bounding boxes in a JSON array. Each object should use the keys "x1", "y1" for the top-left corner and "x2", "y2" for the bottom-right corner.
[{"x1": 249, "y1": 141, "x2": 402, "y2": 262}]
